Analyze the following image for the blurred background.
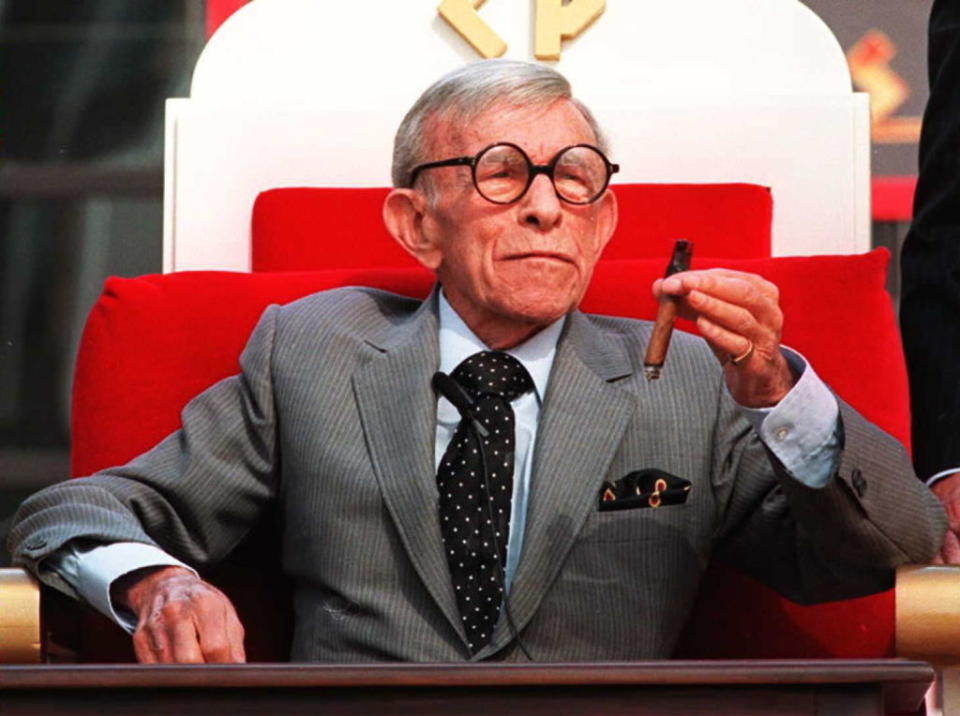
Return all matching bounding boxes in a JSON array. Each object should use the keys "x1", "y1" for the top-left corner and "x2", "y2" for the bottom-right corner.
[
  {"x1": 0, "y1": 1, "x2": 205, "y2": 561},
  {"x1": 0, "y1": 0, "x2": 935, "y2": 563}
]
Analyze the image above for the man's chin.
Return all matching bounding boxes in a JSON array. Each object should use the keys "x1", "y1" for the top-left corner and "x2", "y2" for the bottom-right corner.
[{"x1": 497, "y1": 296, "x2": 574, "y2": 327}]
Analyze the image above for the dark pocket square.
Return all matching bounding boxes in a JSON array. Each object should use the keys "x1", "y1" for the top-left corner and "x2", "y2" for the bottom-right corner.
[{"x1": 598, "y1": 469, "x2": 691, "y2": 511}]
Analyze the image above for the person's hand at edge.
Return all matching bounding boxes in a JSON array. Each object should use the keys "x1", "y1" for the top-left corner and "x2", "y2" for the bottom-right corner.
[
  {"x1": 112, "y1": 565, "x2": 246, "y2": 663},
  {"x1": 931, "y1": 473, "x2": 960, "y2": 564},
  {"x1": 653, "y1": 268, "x2": 795, "y2": 408}
]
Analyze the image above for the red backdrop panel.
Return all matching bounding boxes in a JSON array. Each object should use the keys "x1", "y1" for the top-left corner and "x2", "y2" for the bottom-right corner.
[
  {"x1": 873, "y1": 176, "x2": 918, "y2": 222},
  {"x1": 206, "y1": 0, "x2": 249, "y2": 38}
]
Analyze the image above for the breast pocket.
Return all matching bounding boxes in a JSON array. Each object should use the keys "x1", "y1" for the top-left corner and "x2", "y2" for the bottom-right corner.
[{"x1": 579, "y1": 503, "x2": 690, "y2": 543}]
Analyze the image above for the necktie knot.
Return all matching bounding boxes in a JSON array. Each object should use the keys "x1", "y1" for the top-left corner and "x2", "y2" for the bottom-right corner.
[{"x1": 451, "y1": 351, "x2": 535, "y2": 402}]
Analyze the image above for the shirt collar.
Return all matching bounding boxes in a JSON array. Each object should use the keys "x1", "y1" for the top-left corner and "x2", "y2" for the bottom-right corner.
[{"x1": 438, "y1": 289, "x2": 563, "y2": 403}]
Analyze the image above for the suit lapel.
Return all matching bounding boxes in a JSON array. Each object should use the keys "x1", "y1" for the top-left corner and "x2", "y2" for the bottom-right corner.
[
  {"x1": 480, "y1": 311, "x2": 637, "y2": 656},
  {"x1": 351, "y1": 289, "x2": 466, "y2": 645}
]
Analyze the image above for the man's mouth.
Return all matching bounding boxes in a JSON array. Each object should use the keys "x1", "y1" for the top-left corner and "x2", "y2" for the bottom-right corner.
[{"x1": 503, "y1": 251, "x2": 575, "y2": 264}]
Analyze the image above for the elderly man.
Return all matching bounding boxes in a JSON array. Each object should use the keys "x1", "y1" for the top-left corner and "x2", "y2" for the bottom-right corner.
[{"x1": 10, "y1": 59, "x2": 945, "y2": 664}]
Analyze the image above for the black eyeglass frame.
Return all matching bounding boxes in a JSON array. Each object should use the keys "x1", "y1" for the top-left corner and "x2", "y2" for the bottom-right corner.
[{"x1": 407, "y1": 142, "x2": 620, "y2": 205}]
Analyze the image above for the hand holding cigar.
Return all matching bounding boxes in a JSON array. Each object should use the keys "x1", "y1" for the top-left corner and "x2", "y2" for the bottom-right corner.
[
  {"x1": 643, "y1": 239, "x2": 693, "y2": 380},
  {"x1": 647, "y1": 254, "x2": 796, "y2": 408}
]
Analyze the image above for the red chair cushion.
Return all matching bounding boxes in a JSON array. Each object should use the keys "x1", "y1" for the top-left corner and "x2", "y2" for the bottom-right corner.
[
  {"x1": 72, "y1": 249, "x2": 901, "y2": 659},
  {"x1": 251, "y1": 183, "x2": 773, "y2": 272}
]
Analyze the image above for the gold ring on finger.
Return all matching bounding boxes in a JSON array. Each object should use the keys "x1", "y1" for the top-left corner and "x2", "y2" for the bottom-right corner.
[{"x1": 730, "y1": 340, "x2": 755, "y2": 366}]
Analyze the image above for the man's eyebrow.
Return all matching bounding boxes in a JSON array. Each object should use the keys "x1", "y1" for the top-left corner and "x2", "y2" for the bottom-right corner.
[
  {"x1": 497, "y1": 153, "x2": 526, "y2": 166},
  {"x1": 556, "y1": 153, "x2": 589, "y2": 170}
]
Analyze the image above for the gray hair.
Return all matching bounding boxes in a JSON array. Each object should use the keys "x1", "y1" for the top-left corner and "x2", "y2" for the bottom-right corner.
[{"x1": 391, "y1": 59, "x2": 607, "y2": 189}]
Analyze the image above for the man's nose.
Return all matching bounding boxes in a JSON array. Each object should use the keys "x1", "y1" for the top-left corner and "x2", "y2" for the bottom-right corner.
[{"x1": 518, "y1": 173, "x2": 562, "y2": 230}]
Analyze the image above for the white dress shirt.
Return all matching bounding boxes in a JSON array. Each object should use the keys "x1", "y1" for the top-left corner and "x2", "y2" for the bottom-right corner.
[{"x1": 46, "y1": 291, "x2": 841, "y2": 631}]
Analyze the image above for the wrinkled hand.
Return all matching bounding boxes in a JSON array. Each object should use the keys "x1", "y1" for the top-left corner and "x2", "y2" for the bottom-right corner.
[
  {"x1": 653, "y1": 268, "x2": 795, "y2": 407},
  {"x1": 112, "y1": 566, "x2": 246, "y2": 664},
  {"x1": 931, "y1": 473, "x2": 960, "y2": 564}
]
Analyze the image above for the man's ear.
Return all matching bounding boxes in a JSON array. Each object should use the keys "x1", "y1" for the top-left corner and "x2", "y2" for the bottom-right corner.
[
  {"x1": 383, "y1": 188, "x2": 442, "y2": 270},
  {"x1": 594, "y1": 188, "x2": 619, "y2": 256}
]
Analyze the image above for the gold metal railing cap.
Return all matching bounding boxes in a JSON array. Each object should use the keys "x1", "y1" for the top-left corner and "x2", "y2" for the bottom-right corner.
[
  {"x1": 896, "y1": 564, "x2": 960, "y2": 664},
  {"x1": 0, "y1": 567, "x2": 42, "y2": 663}
]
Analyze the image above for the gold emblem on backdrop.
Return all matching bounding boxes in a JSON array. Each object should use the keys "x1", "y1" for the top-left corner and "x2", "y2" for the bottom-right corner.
[
  {"x1": 438, "y1": 0, "x2": 606, "y2": 60},
  {"x1": 847, "y1": 29, "x2": 922, "y2": 145}
]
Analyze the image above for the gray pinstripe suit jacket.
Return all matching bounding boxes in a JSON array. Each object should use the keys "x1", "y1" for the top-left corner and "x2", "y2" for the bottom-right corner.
[{"x1": 10, "y1": 286, "x2": 946, "y2": 662}]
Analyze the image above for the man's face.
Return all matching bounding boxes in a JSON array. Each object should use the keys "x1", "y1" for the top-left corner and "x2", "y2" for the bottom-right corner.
[{"x1": 397, "y1": 99, "x2": 617, "y2": 343}]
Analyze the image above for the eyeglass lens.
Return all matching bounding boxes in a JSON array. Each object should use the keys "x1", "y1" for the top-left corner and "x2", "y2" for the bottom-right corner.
[{"x1": 475, "y1": 144, "x2": 610, "y2": 204}]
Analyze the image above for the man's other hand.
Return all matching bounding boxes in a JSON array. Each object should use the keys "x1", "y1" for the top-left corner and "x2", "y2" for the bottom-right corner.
[
  {"x1": 931, "y1": 473, "x2": 960, "y2": 564},
  {"x1": 654, "y1": 268, "x2": 795, "y2": 408},
  {"x1": 112, "y1": 565, "x2": 246, "y2": 663}
]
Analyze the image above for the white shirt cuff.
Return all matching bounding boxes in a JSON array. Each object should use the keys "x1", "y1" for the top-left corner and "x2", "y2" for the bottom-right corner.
[
  {"x1": 45, "y1": 541, "x2": 196, "y2": 633},
  {"x1": 736, "y1": 346, "x2": 841, "y2": 488},
  {"x1": 927, "y1": 468, "x2": 960, "y2": 487}
]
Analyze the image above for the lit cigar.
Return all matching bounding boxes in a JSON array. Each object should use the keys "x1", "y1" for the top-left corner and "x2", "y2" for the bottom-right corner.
[{"x1": 643, "y1": 239, "x2": 694, "y2": 380}]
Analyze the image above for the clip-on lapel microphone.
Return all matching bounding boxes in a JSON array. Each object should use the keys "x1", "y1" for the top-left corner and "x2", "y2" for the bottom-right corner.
[{"x1": 431, "y1": 372, "x2": 489, "y2": 437}]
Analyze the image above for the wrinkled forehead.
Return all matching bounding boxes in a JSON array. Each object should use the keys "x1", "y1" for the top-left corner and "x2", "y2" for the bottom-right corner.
[{"x1": 423, "y1": 98, "x2": 599, "y2": 160}]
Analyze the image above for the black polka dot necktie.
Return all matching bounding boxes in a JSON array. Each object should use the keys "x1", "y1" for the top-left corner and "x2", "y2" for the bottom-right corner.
[{"x1": 437, "y1": 350, "x2": 535, "y2": 654}]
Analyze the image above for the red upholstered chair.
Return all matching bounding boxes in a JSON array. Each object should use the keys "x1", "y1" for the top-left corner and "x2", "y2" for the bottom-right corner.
[
  {"x1": 251, "y1": 184, "x2": 773, "y2": 271},
  {"x1": 62, "y1": 183, "x2": 908, "y2": 661}
]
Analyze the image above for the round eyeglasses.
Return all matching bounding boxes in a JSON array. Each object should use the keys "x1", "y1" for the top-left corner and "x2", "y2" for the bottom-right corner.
[{"x1": 408, "y1": 142, "x2": 620, "y2": 205}]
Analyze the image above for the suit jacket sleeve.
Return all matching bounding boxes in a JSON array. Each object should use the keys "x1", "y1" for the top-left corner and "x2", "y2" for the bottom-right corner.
[
  {"x1": 711, "y1": 389, "x2": 946, "y2": 605},
  {"x1": 8, "y1": 304, "x2": 282, "y2": 598}
]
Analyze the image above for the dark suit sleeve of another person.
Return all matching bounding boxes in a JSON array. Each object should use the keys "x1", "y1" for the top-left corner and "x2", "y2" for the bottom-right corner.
[
  {"x1": 7, "y1": 305, "x2": 283, "y2": 599},
  {"x1": 901, "y1": 0, "x2": 960, "y2": 480}
]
